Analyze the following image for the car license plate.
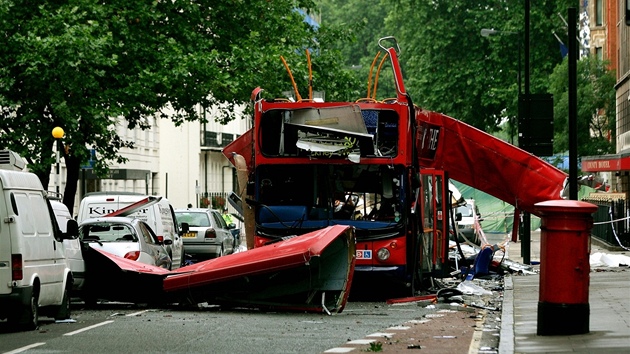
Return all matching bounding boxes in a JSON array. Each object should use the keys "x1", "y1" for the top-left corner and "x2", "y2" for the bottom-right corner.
[
  {"x1": 356, "y1": 250, "x2": 372, "y2": 259},
  {"x1": 183, "y1": 232, "x2": 196, "y2": 238}
]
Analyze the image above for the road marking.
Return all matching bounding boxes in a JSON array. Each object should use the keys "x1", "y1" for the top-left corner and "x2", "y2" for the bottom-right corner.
[
  {"x1": 467, "y1": 324, "x2": 484, "y2": 354},
  {"x1": 3, "y1": 342, "x2": 46, "y2": 354},
  {"x1": 387, "y1": 325, "x2": 410, "y2": 330},
  {"x1": 63, "y1": 320, "x2": 114, "y2": 336},
  {"x1": 366, "y1": 332, "x2": 394, "y2": 338},
  {"x1": 408, "y1": 319, "x2": 431, "y2": 323},
  {"x1": 345, "y1": 339, "x2": 376, "y2": 345},
  {"x1": 323, "y1": 348, "x2": 355, "y2": 353},
  {"x1": 126, "y1": 309, "x2": 152, "y2": 317}
]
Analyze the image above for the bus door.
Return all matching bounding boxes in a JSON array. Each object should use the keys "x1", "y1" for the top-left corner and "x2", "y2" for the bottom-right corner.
[{"x1": 419, "y1": 169, "x2": 450, "y2": 278}]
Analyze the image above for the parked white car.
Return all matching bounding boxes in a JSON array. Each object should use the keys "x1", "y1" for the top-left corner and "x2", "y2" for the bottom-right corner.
[
  {"x1": 79, "y1": 217, "x2": 172, "y2": 270},
  {"x1": 77, "y1": 193, "x2": 185, "y2": 269},
  {"x1": 174, "y1": 208, "x2": 236, "y2": 261}
]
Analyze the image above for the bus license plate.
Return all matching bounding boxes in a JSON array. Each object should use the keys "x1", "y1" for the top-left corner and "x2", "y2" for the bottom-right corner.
[{"x1": 356, "y1": 250, "x2": 372, "y2": 259}]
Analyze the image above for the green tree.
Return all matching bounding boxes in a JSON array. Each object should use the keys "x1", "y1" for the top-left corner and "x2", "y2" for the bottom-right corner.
[
  {"x1": 319, "y1": 0, "x2": 390, "y2": 97},
  {"x1": 548, "y1": 56, "x2": 616, "y2": 156},
  {"x1": 381, "y1": 0, "x2": 574, "y2": 133},
  {"x1": 0, "y1": 0, "x2": 356, "y2": 211}
]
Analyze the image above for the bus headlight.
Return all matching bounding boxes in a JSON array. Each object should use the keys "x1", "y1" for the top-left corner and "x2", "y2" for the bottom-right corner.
[{"x1": 377, "y1": 247, "x2": 390, "y2": 261}]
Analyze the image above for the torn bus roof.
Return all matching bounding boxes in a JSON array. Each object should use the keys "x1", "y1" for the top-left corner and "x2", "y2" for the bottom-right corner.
[
  {"x1": 81, "y1": 225, "x2": 356, "y2": 314},
  {"x1": 80, "y1": 247, "x2": 170, "y2": 304},
  {"x1": 163, "y1": 225, "x2": 356, "y2": 314},
  {"x1": 416, "y1": 110, "x2": 567, "y2": 214},
  {"x1": 90, "y1": 247, "x2": 171, "y2": 274}
]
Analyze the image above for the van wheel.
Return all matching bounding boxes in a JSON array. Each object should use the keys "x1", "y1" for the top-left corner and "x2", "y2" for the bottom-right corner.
[
  {"x1": 23, "y1": 291, "x2": 39, "y2": 330},
  {"x1": 54, "y1": 287, "x2": 71, "y2": 320}
]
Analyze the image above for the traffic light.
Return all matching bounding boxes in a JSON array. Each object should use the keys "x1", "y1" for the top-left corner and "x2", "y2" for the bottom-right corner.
[{"x1": 518, "y1": 93, "x2": 554, "y2": 156}]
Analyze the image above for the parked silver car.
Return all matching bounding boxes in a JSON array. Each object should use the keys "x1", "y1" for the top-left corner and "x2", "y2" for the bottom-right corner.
[
  {"x1": 174, "y1": 208, "x2": 236, "y2": 261},
  {"x1": 79, "y1": 217, "x2": 172, "y2": 269}
]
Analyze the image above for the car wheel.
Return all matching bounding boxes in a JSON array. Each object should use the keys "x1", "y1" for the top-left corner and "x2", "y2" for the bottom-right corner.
[
  {"x1": 54, "y1": 286, "x2": 71, "y2": 320},
  {"x1": 217, "y1": 246, "x2": 225, "y2": 258},
  {"x1": 180, "y1": 247, "x2": 186, "y2": 267}
]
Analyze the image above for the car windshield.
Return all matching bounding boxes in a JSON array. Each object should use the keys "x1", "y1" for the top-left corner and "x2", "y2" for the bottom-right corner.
[
  {"x1": 176, "y1": 212, "x2": 211, "y2": 228},
  {"x1": 80, "y1": 223, "x2": 137, "y2": 242}
]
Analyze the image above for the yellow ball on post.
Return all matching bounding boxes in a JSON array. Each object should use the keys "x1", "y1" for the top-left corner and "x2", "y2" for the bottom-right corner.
[{"x1": 52, "y1": 126, "x2": 65, "y2": 139}]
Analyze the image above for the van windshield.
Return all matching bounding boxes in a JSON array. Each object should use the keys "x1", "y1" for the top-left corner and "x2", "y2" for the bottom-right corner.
[{"x1": 457, "y1": 205, "x2": 474, "y2": 217}]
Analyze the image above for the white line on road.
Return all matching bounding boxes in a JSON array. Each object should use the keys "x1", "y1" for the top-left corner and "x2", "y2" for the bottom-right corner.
[
  {"x1": 126, "y1": 309, "x2": 152, "y2": 317},
  {"x1": 63, "y1": 320, "x2": 114, "y2": 336},
  {"x1": 3, "y1": 342, "x2": 46, "y2": 354}
]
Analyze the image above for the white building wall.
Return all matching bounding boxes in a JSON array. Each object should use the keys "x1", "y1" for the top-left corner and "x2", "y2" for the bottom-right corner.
[
  {"x1": 195, "y1": 104, "x2": 250, "y2": 209},
  {"x1": 54, "y1": 103, "x2": 250, "y2": 215},
  {"x1": 159, "y1": 107, "x2": 201, "y2": 209}
]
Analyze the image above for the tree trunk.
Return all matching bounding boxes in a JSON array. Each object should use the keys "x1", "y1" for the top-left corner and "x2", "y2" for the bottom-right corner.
[
  {"x1": 62, "y1": 153, "x2": 81, "y2": 213},
  {"x1": 33, "y1": 140, "x2": 54, "y2": 196}
]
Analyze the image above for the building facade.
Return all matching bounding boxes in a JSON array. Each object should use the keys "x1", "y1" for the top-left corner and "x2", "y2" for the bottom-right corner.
[
  {"x1": 581, "y1": 0, "x2": 630, "y2": 198},
  {"x1": 51, "y1": 103, "x2": 250, "y2": 215}
]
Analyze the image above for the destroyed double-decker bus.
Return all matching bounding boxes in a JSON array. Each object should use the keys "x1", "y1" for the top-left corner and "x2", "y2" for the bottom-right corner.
[
  {"x1": 224, "y1": 37, "x2": 451, "y2": 294},
  {"x1": 223, "y1": 37, "x2": 568, "y2": 295}
]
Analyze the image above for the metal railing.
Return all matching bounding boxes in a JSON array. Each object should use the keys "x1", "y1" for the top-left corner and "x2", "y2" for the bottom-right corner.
[
  {"x1": 583, "y1": 196, "x2": 630, "y2": 247},
  {"x1": 199, "y1": 191, "x2": 229, "y2": 210}
]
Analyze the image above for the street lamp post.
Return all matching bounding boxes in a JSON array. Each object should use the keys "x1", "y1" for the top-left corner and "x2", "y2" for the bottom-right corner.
[
  {"x1": 481, "y1": 25, "x2": 531, "y2": 264},
  {"x1": 480, "y1": 28, "x2": 522, "y2": 144},
  {"x1": 482, "y1": 1, "x2": 533, "y2": 264},
  {"x1": 52, "y1": 127, "x2": 65, "y2": 196}
]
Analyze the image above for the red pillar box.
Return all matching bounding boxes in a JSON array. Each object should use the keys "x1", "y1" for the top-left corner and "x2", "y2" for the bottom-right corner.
[{"x1": 534, "y1": 200, "x2": 597, "y2": 336}]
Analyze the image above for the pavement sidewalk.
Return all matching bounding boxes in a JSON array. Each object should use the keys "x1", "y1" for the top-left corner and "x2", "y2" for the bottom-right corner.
[{"x1": 498, "y1": 230, "x2": 630, "y2": 353}]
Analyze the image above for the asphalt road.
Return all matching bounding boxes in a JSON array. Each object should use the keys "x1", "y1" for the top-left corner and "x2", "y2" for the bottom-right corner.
[
  {"x1": 1, "y1": 242, "x2": 507, "y2": 354},
  {"x1": 0, "y1": 300, "x2": 439, "y2": 353},
  {"x1": 0, "y1": 276, "x2": 509, "y2": 354}
]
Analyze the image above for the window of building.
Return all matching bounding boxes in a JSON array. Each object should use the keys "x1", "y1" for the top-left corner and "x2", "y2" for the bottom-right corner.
[
  {"x1": 595, "y1": 47, "x2": 603, "y2": 60},
  {"x1": 596, "y1": 0, "x2": 603, "y2": 26}
]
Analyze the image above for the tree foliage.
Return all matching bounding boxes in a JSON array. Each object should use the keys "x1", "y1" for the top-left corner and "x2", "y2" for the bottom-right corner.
[
  {"x1": 321, "y1": 0, "x2": 613, "y2": 158},
  {"x1": 0, "y1": 0, "x2": 615, "y2": 212},
  {"x1": 548, "y1": 56, "x2": 616, "y2": 156},
  {"x1": 382, "y1": 0, "x2": 575, "y2": 133},
  {"x1": 0, "y1": 0, "x2": 358, "y2": 210}
]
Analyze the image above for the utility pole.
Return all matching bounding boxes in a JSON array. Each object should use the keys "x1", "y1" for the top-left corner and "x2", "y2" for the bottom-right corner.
[
  {"x1": 521, "y1": 0, "x2": 531, "y2": 265},
  {"x1": 568, "y1": 7, "x2": 578, "y2": 200}
]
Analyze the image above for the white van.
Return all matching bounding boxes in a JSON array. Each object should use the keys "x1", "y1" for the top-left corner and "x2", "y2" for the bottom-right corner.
[
  {"x1": 51, "y1": 200, "x2": 85, "y2": 292},
  {"x1": 0, "y1": 151, "x2": 78, "y2": 330},
  {"x1": 76, "y1": 192, "x2": 184, "y2": 269},
  {"x1": 456, "y1": 198, "x2": 482, "y2": 244}
]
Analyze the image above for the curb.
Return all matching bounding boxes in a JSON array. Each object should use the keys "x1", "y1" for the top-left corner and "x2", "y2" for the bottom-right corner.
[{"x1": 498, "y1": 274, "x2": 514, "y2": 354}]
